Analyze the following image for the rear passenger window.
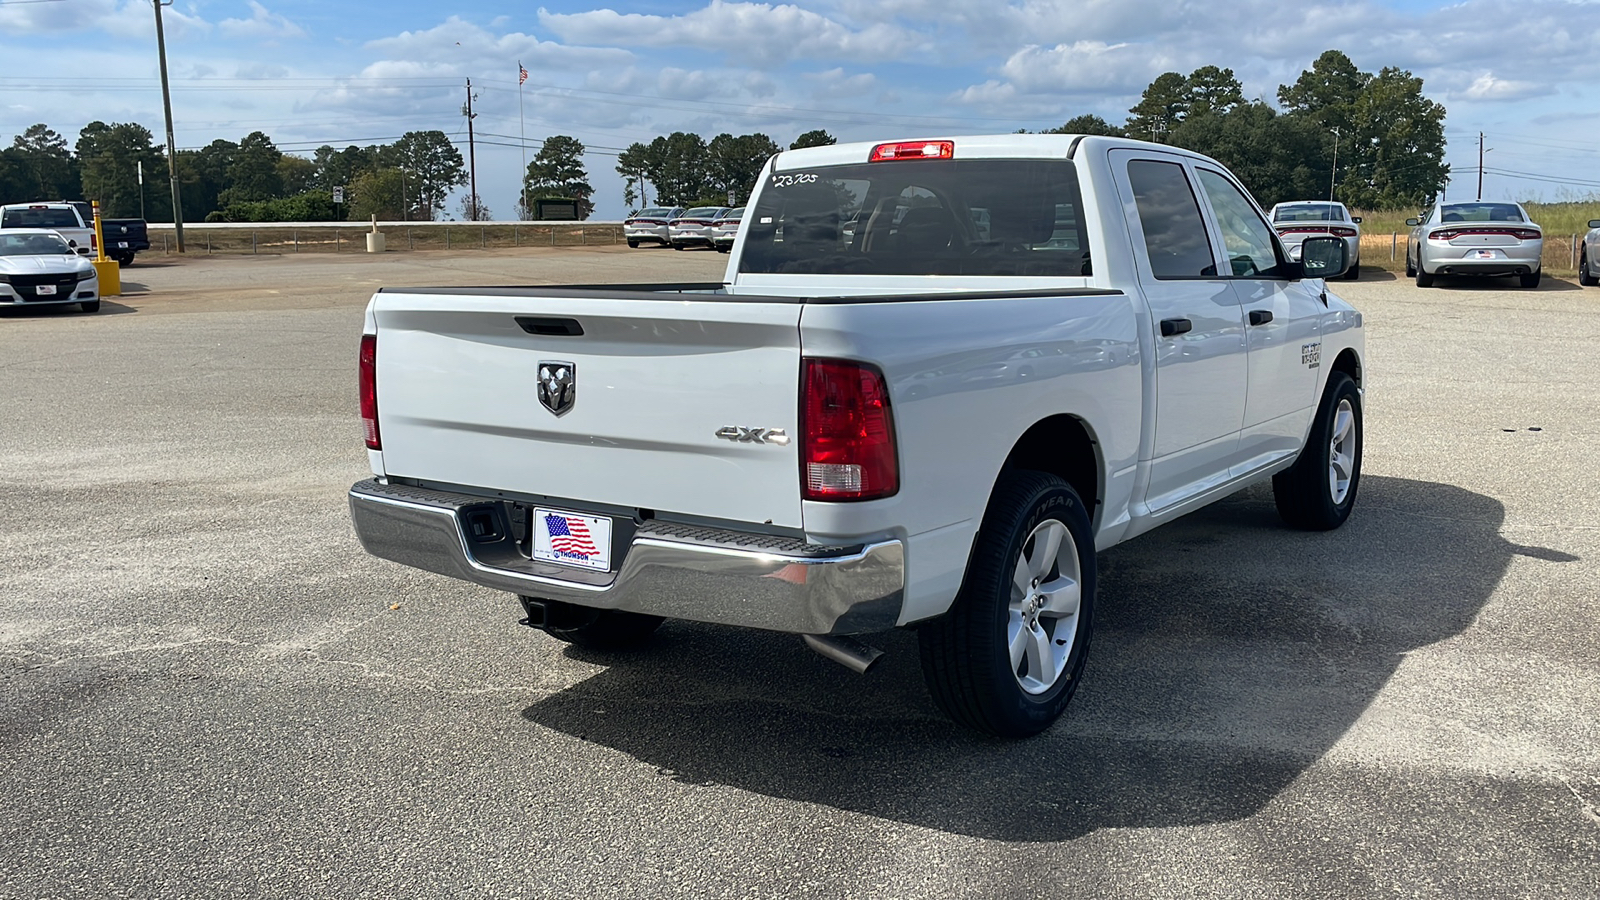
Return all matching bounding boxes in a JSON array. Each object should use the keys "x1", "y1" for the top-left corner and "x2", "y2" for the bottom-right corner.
[{"x1": 1127, "y1": 160, "x2": 1216, "y2": 278}]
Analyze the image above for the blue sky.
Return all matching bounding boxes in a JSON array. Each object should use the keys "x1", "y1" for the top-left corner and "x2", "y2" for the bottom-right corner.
[{"x1": 3, "y1": 0, "x2": 1597, "y2": 219}]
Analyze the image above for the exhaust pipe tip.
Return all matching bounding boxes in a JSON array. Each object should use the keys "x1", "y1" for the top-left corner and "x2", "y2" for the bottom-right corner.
[{"x1": 803, "y1": 634, "x2": 885, "y2": 675}]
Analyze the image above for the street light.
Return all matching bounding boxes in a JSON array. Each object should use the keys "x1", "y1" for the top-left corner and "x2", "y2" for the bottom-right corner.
[{"x1": 152, "y1": 0, "x2": 185, "y2": 251}]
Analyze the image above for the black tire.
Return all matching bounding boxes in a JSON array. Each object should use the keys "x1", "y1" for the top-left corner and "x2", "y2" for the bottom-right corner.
[
  {"x1": 1415, "y1": 265, "x2": 1434, "y2": 287},
  {"x1": 1273, "y1": 371, "x2": 1362, "y2": 531},
  {"x1": 672, "y1": 243, "x2": 685, "y2": 251},
  {"x1": 117, "y1": 254, "x2": 135, "y2": 267},
  {"x1": 523, "y1": 596, "x2": 663, "y2": 651},
  {"x1": 1580, "y1": 247, "x2": 1597, "y2": 286},
  {"x1": 1520, "y1": 269, "x2": 1541, "y2": 289},
  {"x1": 79, "y1": 300, "x2": 101, "y2": 313},
  {"x1": 1343, "y1": 260, "x2": 1360, "y2": 280},
  {"x1": 1405, "y1": 250, "x2": 1416, "y2": 278},
  {"x1": 627, "y1": 239, "x2": 640, "y2": 248},
  {"x1": 918, "y1": 470, "x2": 1096, "y2": 738}
]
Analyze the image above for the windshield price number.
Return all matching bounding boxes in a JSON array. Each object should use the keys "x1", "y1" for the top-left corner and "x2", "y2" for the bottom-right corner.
[{"x1": 770, "y1": 173, "x2": 820, "y2": 189}]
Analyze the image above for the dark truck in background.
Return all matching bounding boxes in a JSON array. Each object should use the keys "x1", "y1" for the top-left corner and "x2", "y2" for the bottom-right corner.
[{"x1": 62, "y1": 200, "x2": 149, "y2": 266}]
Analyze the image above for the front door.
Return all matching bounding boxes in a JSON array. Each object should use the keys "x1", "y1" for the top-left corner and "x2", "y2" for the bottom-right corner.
[{"x1": 1190, "y1": 167, "x2": 1322, "y2": 473}]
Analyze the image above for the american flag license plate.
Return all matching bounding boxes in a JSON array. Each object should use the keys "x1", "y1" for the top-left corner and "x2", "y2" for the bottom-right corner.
[{"x1": 532, "y1": 508, "x2": 613, "y2": 571}]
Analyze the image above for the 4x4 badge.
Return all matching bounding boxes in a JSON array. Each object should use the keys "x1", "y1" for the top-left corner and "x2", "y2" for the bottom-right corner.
[{"x1": 538, "y1": 361, "x2": 576, "y2": 416}]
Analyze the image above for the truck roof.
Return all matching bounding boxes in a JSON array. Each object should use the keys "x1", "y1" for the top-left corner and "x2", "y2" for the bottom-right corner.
[{"x1": 769, "y1": 134, "x2": 1211, "y2": 171}]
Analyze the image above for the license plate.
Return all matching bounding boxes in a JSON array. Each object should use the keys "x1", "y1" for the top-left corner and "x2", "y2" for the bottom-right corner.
[
  {"x1": 1473, "y1": 250, "x2": 1496, "y2": 259},
  {"x1": 118, "y1": 241, "x2": 129, "y2": 248},
  {"x1": 532, "y1": 507, "x2": 613, "y2": 571},
  {"x1": 35, "y1": 284, "x2": 56, "y2": 296}
]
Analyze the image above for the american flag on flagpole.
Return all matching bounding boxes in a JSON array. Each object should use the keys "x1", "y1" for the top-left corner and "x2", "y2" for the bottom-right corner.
[
  {"x1": 519, "y1": 63, "x2": 528, "y2": 86},
  {"x1": 544, "y1": 513, "x2": 599, "y2": 558}
]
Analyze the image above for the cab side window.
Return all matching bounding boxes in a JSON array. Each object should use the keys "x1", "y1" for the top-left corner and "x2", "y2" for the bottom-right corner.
[
  {"x1": 1127, "y1": 160, "x2": 1216, "y2": 278},
  {"x1": 1195, "y1": 168, "x2": 1284, "y2": 277}
]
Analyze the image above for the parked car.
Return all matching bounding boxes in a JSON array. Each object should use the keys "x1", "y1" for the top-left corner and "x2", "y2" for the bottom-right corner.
[
  {"x1": 1269, "y1": 201, "x2": 1361, "y2": 279},
  {"x1": 0, "y1": 229, "x2": 101, "y2": 313},
  {"x1": 349, "y1": 133, "x2": 1364, "y2": 738},
  {"x1": 668, "y1": 206, "x2": 730, "y2": 249},
  {"x1": 1579, "y1": 219, "x2": 1600, "y2": 287},
  {"x1": 0, "y1": 203, "x2": 94, "y2": 257},
  {"x1": 711, "y1": 207, "x2": 744, "y2": 253},
  {"x1": 1406, "y1": 200, "x2": 1543, "y2": 288},
  {"x1": 623, "y1": 207, "x2": 684, "y2": 248},
  {"x1": 61, "y1": 201, "x2": 149, "y2": 266}
]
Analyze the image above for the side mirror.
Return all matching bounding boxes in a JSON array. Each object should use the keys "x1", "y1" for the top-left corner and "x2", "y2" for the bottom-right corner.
[
  {"x1": 1351, "y1": 216, "x2": 1363, "y2": 224},
  {"x1": 1300, "y1": 236, "x2": 1348, "y2": 280},
  {"x1": 1589, "y1": 219, "x2": 1600, "y2": 229},
  {"x1": 1405, "y1": 218, "x2": 1420, "y2": 227}
]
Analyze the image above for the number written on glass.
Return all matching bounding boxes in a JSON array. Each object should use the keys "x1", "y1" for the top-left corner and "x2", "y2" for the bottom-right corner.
[{"x1": 770, "y1": 173, "x2": 820, "y2": 189}]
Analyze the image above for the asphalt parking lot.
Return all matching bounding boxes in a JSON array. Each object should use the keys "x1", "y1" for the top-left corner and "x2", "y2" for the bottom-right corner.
[{"x1": 2, "y1": 249, "x2": 1597, "y2": 898}]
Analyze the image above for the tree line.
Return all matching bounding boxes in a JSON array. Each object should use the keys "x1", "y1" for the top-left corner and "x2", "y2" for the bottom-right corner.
[
  {"x1": 0, "y1": 50, "x2": 1445, "y2": 223},
  {"x1": 0, "y1": 123, "x2": 473, "y2": 223},
  {"x1": 1038, "y1": 50, "x2": 1449, "y2": 209}
]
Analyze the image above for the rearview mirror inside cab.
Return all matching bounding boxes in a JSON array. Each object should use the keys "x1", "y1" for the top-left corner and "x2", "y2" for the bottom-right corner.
[{"x1": 1300, "y1": 236, "x2": 1348, "y2": 280}]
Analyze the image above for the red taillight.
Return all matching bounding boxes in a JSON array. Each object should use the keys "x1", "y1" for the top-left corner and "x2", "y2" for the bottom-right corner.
[
  {"x1": 801, "y1": 359, "x2": 898, "y2": 501},
  {"x1": 1330, "y1": 227, "x2": 1356, "y2": 237},
  {"x1": 1429, "y1": 229, "x2": 1458, "y2": 241},
  {"x1": 869, "y1": 140, "x2": 954, "y2": 162},
  {"x1": 1512, "y1": 229, "x2": 1541, "y2": 240},
  {"x1": 359, "y1": 334, "x2": 380, "y2": 450}
]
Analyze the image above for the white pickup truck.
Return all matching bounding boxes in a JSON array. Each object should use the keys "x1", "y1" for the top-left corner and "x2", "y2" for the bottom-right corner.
[
  {"x1": 0, "y1": 202, "x2": 95, "y2": 257},
  {"x1": 349, "y1": 134, "x2": 1364, "y2": 737}
]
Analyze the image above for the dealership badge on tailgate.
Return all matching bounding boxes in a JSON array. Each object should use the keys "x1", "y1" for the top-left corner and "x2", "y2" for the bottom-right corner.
[{"x1": 532, "y1": 508, "x2": 612, "y2": 571}]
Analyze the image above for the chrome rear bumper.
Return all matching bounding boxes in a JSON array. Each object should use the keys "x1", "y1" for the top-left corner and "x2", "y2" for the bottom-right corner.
[{"x1": 348, "y1": 479, "x2": 904, "y2": 635}]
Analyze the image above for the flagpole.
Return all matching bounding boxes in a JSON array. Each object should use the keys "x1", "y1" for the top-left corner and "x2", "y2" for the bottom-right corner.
[{"x1": 518, "y1": 60, "x2": 528, "y2": 220}]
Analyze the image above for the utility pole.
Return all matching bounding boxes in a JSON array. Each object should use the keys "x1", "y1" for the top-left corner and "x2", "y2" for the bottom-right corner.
[
  {"x1": 1329, "y1": 127, "x2": 1340, "y2": 204},
  {"x1": 1477, "y1": 132, "x2": 1485, "y2": 201},
  {"x1": 153, "y1": 0, "x2": 184, "y2": 251},
  {"x1": 462, "y1": 79, "x2": 478, "y2": 221}
]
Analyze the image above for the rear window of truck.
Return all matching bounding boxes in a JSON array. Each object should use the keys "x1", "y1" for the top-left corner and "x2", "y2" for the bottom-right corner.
[
  {"x1": 738, "y1": 159, "x2": 1090, "y2": 277},
  {"x1": 1, "y1": 207, "x2": 81, "y2": 229}
]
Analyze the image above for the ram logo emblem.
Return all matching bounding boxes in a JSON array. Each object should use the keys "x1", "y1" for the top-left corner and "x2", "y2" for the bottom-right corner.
[{"x1": 537, "y1": 361, "x2": 576, "y2": 416}]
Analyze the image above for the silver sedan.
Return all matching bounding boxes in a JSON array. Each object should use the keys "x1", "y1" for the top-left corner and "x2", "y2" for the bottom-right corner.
[
  {"x1": 668, "y1": 206, "x2": 730, "y2": 250},
  {"x1": 0, "y1": 229, "x2": 100, "y2": 313},
  {"x1": 1406, "y1": 201, "x2": 1543, "y2": 288},
  {"x1": 1580, "y1": 219, "x2": 1600, "y2": 288},
  {"x1": 624, "y1": 207, "x2": 684, "y2": 248},
  {"x1": 1268, "y1": 201, "x2": 1362, "y2": 280}
]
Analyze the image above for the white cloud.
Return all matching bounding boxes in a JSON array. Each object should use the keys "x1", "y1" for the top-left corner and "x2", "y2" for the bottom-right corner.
[
  {"x1": 538, "y1": 1, "x2": 923, "y2": 64},
  {"x1": 1459, "y1": 73, "x2": 1550, "y2": 102},
  {"x1": 994, "y1": 40, "x2": 1178, "y2": 95},
  {"x1": 218, "y1": 1, "x2": 306, "y2": 40},
  {"x1": 365, "y1": 16, "x2": 631, "y2": 71}
]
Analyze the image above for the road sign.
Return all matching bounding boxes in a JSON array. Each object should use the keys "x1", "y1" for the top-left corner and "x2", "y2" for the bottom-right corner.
[
  {"x1": 727, "y1": 191, "x2": 736, "y2": 206},
  {"x1": 332, "y1": 186, "x2": 345, "y2": 204}
]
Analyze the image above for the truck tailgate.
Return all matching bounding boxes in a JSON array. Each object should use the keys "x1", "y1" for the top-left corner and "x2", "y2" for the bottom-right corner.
[{"x1": 371, "y1": 290, "x2": 806, "y2": 529}]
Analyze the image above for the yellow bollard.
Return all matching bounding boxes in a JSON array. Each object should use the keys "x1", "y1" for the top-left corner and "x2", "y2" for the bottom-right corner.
[{"x1": 90, "y1": 200, "x2": 121, "y2": 296}]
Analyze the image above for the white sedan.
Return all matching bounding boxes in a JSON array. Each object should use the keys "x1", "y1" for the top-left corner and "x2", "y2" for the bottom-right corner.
[
  {"x1": 0, "y1": 229, "x2": 101, "y2": 313},
  {"x1": 1581, "y1": 218, "x2": 1600, "y2": 288}
]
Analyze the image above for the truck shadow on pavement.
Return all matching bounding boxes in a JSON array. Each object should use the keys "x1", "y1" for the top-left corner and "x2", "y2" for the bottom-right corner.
[{"x1": 520, "y1": 476, "x2": 1567, "y2": 841}]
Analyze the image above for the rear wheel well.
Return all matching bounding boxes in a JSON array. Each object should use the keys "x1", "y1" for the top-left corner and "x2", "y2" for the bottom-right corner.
[{"x1": 999, "y1": 415, "x2": 1101, "y2": 523}]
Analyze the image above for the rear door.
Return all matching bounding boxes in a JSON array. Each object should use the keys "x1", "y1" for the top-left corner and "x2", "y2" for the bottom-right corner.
[
  {"x1": 372, "y1": 289, "x2": 807, "y2": 529},
  {"x1": 1112, "y1": 151, "x2": 1248, "y2": 512}
]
